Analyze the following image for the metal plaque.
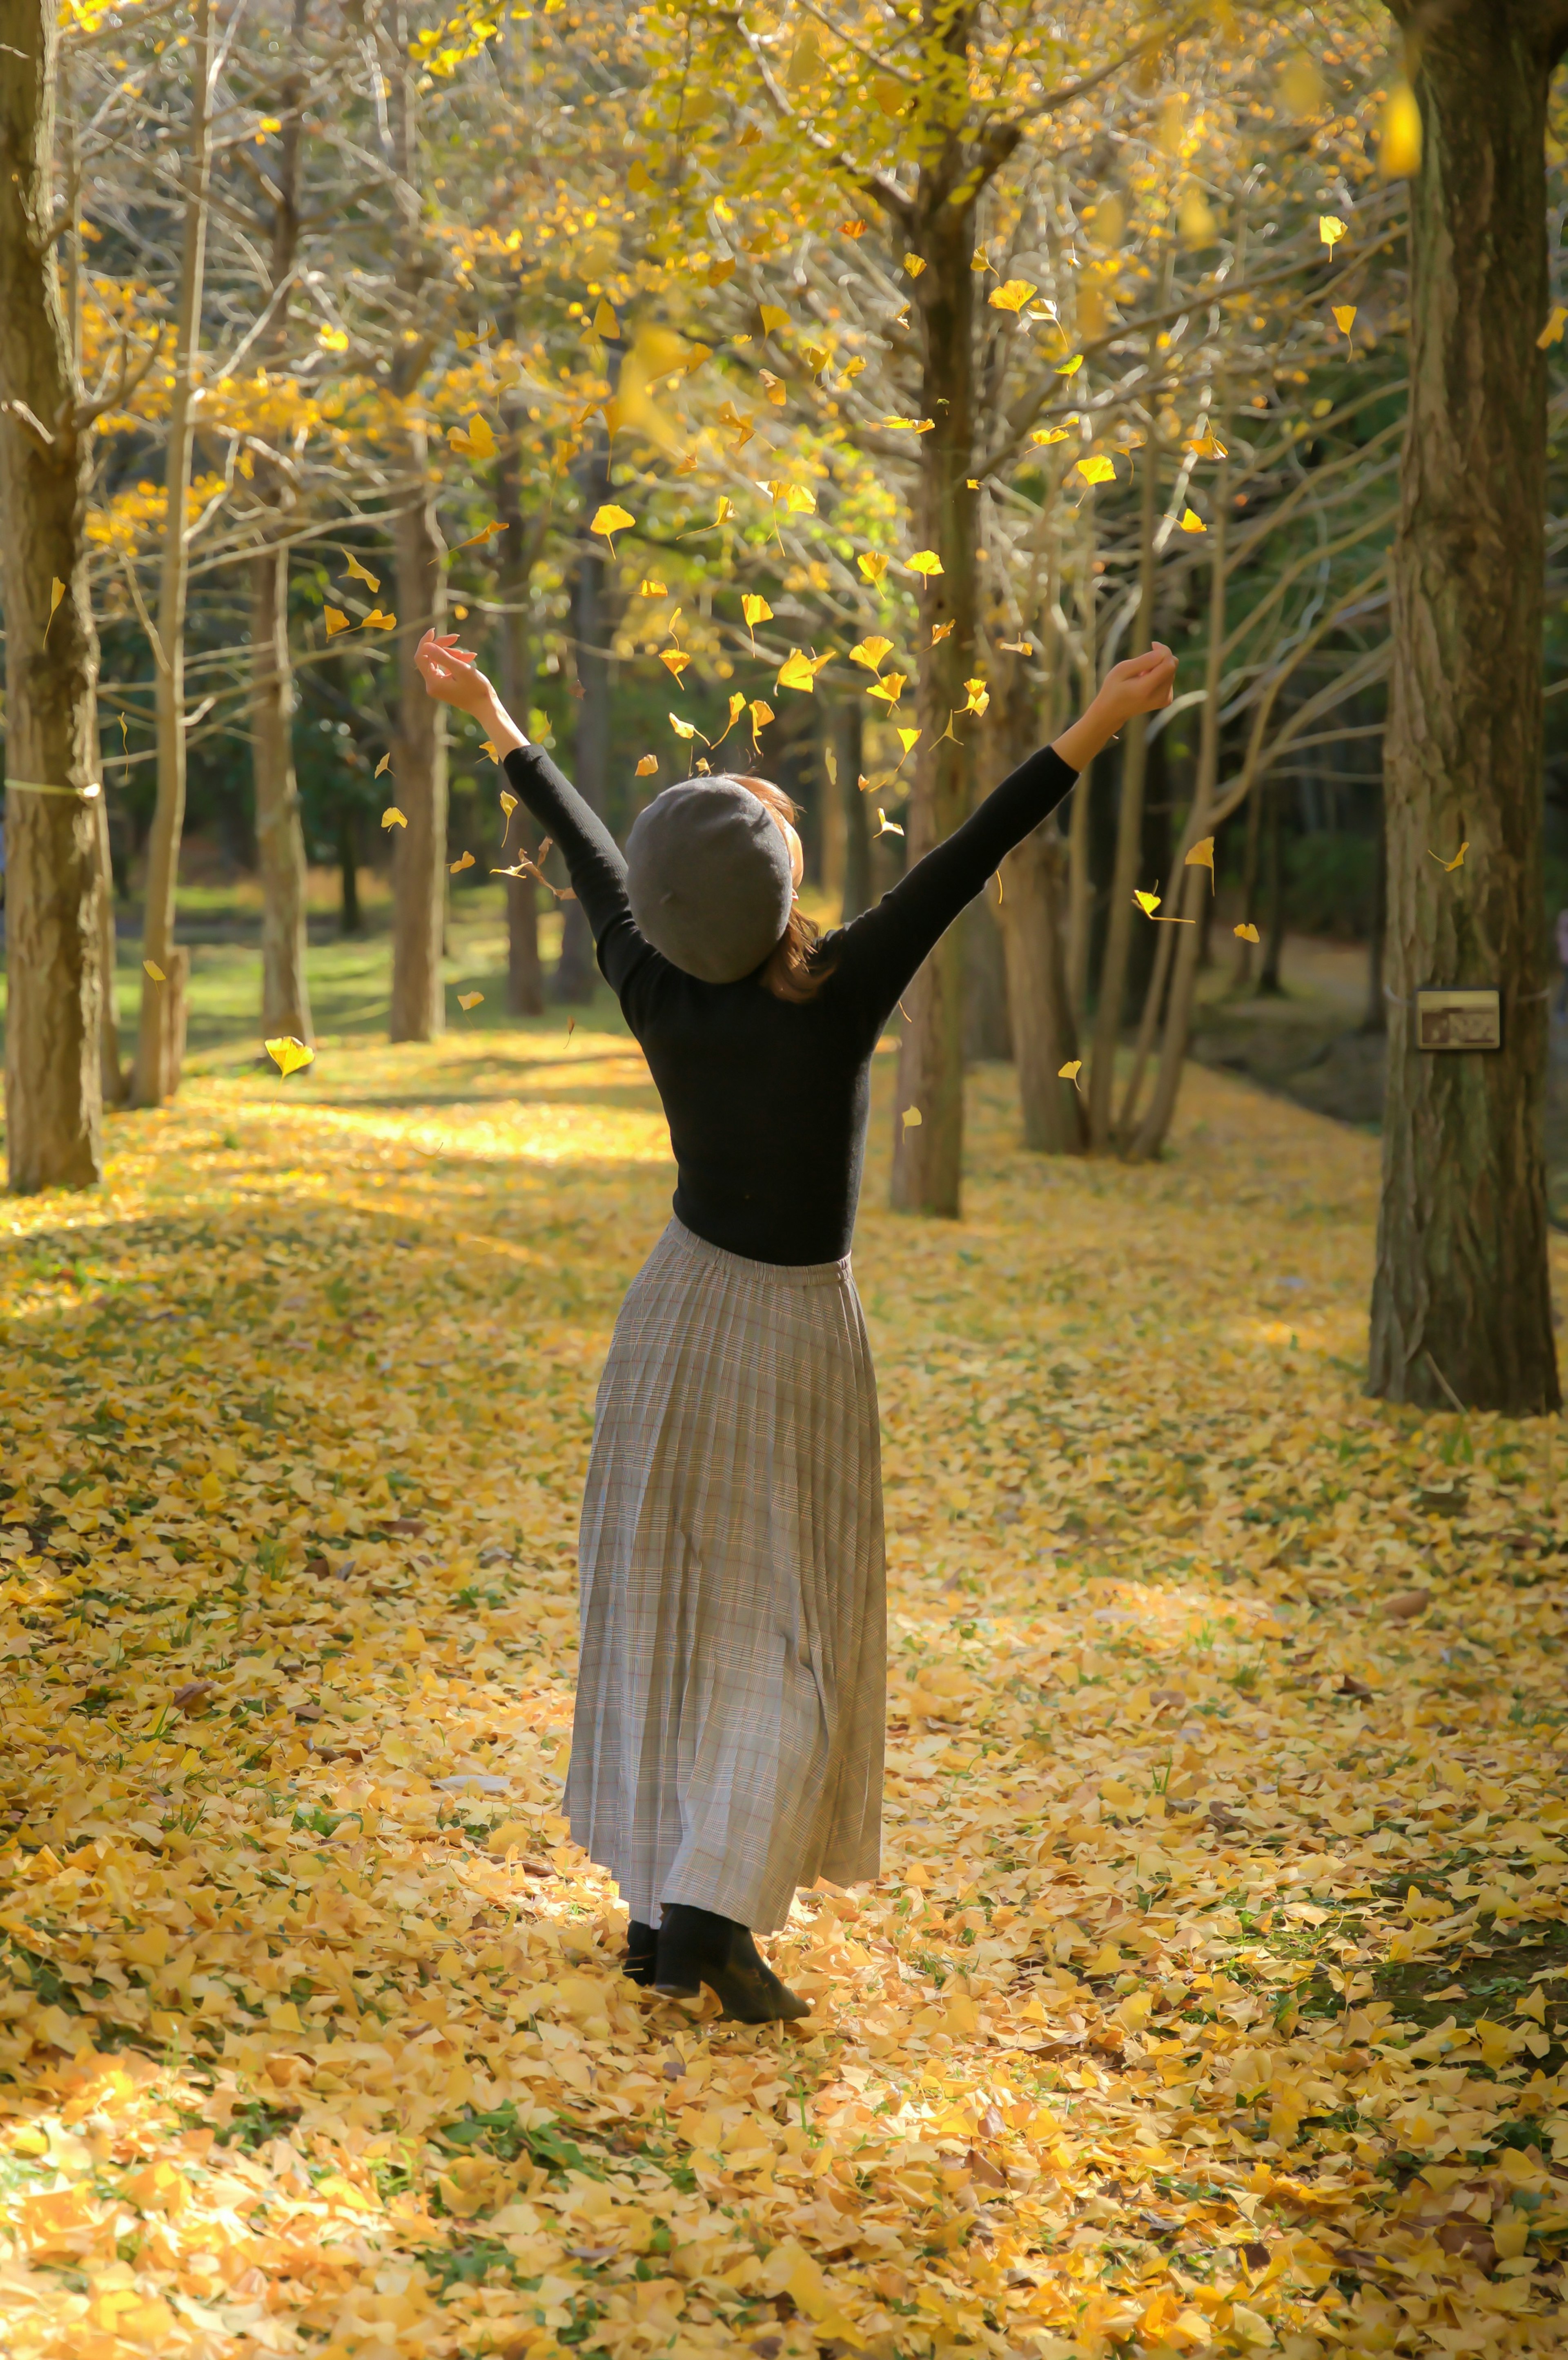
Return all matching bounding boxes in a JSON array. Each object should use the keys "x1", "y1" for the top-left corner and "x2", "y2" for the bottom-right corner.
[{"x1": 1416, "y1": 988, "x2": 1501, "y2": 1052}]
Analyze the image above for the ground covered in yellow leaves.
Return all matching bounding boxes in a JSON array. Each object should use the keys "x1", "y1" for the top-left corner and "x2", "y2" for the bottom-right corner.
[{"x1": 2, "y1": 1032, "x2": 1568, "y2": 2360}]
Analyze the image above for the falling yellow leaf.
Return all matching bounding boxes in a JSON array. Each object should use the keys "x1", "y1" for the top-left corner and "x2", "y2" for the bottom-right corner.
[
  {"x1": 1059, "y1": 1059, "x2": 1082, "y2": 1082},
  {"x1": 858, "y1": 552, "x2": 889, "y2": 583},
  {"x1": 590, "y1": 502, "x2": 634, "y2": 543},
  {"x1": 876, "y1": 807, "x2": 904, "y2": 837},
  {"x1": 499, "y1": 790, "x2": 518, "y2": 816},
  {"x1": 635, "y1": 754, "x2": 658, "y2": 776},
  {"x1": 901, "y1": 1104, "x2": 922, "y2": 1127},
  {"x1": 777, "y1": 648, "x2": 831, "y2": 693},
  {"x1": 659, "y1": 649, "x2": 692, "y2": 681},
  {"x1": 1185, "y1": 429, "x2": 1228, "y2": 458},
  {"x1": 1428, "y1": 840, "x2": 1469, "y2": 872},
  {"x1": 448, "y1": 415, "x2": 499, "y2": 461},
  {"x1": 883, "y1": 415, "x2": 935, "y2": 433},
  {"x1": 265, "y1": 1035, "x2": 314, "y2": 1075},
  {"x1": 1055, "y1": 354, "x2": 1084, "y2": 377},
  {"x1": 906, "y1": 550, "x2": 944, "y2": 577},
  {"x1": 481, "y1": 740, "x2": 499, "y2": 762},
  {"x1": 1077, "y1": 455, "x2": 1116, "y2": 485},
  {"x1": 988, "y1": 279, "x2": 1039, "y2": 314},
  {"x1": 759, "y1": 303, "x2": 789, "y2": 333},
  {"x1": 849, "y1": 637, "x2": 893, "y2": 674},
  {"x1": 1180, "y1": 507, "x2": 1207, "y2": 533},
  {"x1": 748, "y1": 699, "x2": 774, "y2": 735},
  {"x1": 323, "y1": 605, "x2": 351, "y2": 635},
  {"x1": 1319, "y1": 214, "x2": 1347, "y2": 247},
  {"x1": 343, "y1": 553, "x2": 381, "y2": 591},
  {"x1": 375, "y1": 753, "x2": 392, "y2": 778},
  {"x1": 758, "y1": 370, "x2": 786, "y2": 405},
  {"x1": 1332, "y1": 304, "x2": 1358, "y2": 335},
  {"x1": 1029, "y1": 426, "x2": 1069, "y2": 446},
  {"x1": 592, "y1": 297, "x2": 620, "y2": 339},
  {"x1": 998, "y1": 639, "x2": 1032, "y2": 654},
  {"x1": 1234, "y1": 920, "x2": 1260, "y2": 943},
  {"x1": 637, "y1": 577, "x2": 667, "y2": 597},
  {"x1": 362, "y1": 609, "x2": 396, "y2": 630},
  {"x1": 895, "y1": 726, "x2": 920, "y2": 756},
  {"x1": 903, "y1": 252, "x2": 926, "y2": 276},
  {"x1": 143, "y1": 958, "x2": 166, "y2": 983},
  {"x1": 1134, "y1": 889, "x2": 1161, "y2": 918},
  {"x1": 1185, "y1": 837, "x2": 1216, "y2": 887},
  {"x1": 1380, "y1": 80, "x2": 1422, "y2": 178},
  {"x1": 457, "y1": 991, "x2": 484, "y2": 1011},
  {"x1": 669, "y1": 712, "x2": 699, "y2": 740},
  {"x1": 867, "y1": 671, "x2": 907, "y2": 707},
  {"x1": 381, "y1": 806, "x2": 408, "y2": 829},
  {"x1": 931, "y1": 620, "x2": 955, "y2": 643},
  {"x1": 1539, "y1": 307, "x2": 1568, "y2": 350},
  {"x1": 458, "y1": 518, "x2": 509, "y2": 550},
  {"x1": 962, "y1": 677, "x2": 989, "y2": 716},
  {"x1": 449, "y1": 850, "x2": 475, "y2": 874},
  {"x1": 42, "y1": 575, "x2": 65, "y2": 644},
  {"x1": 741, "y1": 593, "x2": 773, "y2": 638},
  {"x1": 801, "y1": 344, "x2": 830, "y2": 374}
]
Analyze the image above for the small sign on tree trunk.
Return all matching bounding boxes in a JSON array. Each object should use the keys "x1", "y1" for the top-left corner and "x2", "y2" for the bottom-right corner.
[{"x1": 1416, "y1": 988, "x2": 1501, "y2": 1051}]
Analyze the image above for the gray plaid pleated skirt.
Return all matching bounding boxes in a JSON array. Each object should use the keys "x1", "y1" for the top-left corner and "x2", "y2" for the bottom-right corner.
[{"x1": 564, "y1": 1217, "x2": 885, "y2": 1934}]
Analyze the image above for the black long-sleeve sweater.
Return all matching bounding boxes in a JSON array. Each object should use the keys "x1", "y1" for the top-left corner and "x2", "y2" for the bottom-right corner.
[{"x1": 503, "y1": 741, "x2": 1078, "y2": 1265}]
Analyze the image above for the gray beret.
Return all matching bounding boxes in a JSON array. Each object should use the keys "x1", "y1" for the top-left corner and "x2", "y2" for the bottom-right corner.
[{"x1": 625, "y1": 776, "x2": 793, "y2": 984}]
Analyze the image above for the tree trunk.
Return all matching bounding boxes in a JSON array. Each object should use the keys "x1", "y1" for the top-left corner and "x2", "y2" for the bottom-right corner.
[
  {"x1": 95, "y1": 795, "x2": 122, "y2": 1105},
  {"x1": 555, "y1": 428, "x2": 614, "y2": 1004},
  {"x1": 1362, "y1": 809, "x2": 1387, "y2": 1034},
  {"x1": 131, "y1": 0, "x2": 211, "y2": 1108},
  {"x1": 388, "y1": 425, "x2": 448, "y2": 1041},
  {"x1": 1258, "y1": 773, "x2": 1285, "y2": 995},
  {"x1": 0, "y1": 0, "x2": 105, "y2": 1190},
  {"x1": 337, "y1": 803, "x2": 361, "y2": 935},
  {"x1": 1370, "y1": 0, "x2": 1567, "y2": 1413},
  {"x1": 1086, "y1": 449, "x2": 1156, "y2": 1149},
  {"x1": 891, "y1": 174, "x2": 979, "y2": 1217},
  {"x1": 837, "y1": 702, "x2": 871, "y2": 920},
  {"x1": 495, "y1": 357, "x2": 543, "y2": 1015},
  {"x1": 1232, "y1": 761, "x2": 1263, "y2": 992},
  {"x1": 252, "y1": 542, "x2": 313, "y2": 1039},
  {"x1": 963, "y1": 894, "x2": 1011, "y2": 1062},
  {"x1": 1000, "y1": 823, "x2": 1082, "y2": 1151},
  {"x1": 249, "y1": 0, "x2": 312, "y2": 1047}
]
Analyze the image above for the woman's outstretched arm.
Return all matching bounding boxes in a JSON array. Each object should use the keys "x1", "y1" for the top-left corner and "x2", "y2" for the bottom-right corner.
[
  {"x1": 415, "y1": 630, "x2": 633, "y2": 953},
  {"x1": 829, "y1": 644, "x2": 1177, "y2": 1022}
]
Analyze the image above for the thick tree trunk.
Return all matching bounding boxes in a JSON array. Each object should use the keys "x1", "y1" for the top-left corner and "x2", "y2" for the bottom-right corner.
[
  {"x1": 1370, "y1": 0, "x2": 1568, "y2": 1413},
  {"x1": 556, "y1": 430, "x2": 614, "y2": 1004},
  {"x1": 1000, "y1": 823, "x2": 1082, "y2": 1151},
  {"x1": 389, "y1": 427, "x2": 448, "y2": 1041},
  {"x1": 837, "y1": 702, "x2": 871, "y2": 921},
  {"x1": 964, "y1": 897, "x2": 1011, "y2": 1062},
  {"x1": 131, "y1": 0, "x2": 210, "y2": 1108},
  {"x1": 496, "y1": 352, "x2": 543, "y2": 1015},
  {"x1": 1258, "y1": 773, "x2": 1285, "y2": 995},
  {"x1": 252, "y1": 544, "x2": 313, "y2": 1038},
  {"x1": 337, "y1": 804, "x2": 361, "y2": 935},
  {"x1": 1086, "y1": 451, "x2": 1156, "y2": 1148},
  {"x1": 891, "y1": 178, "x2": 978, "y2": 1217},
  {"x1": 0, "y1": 0, "x2": 105, "y2": 1190}
]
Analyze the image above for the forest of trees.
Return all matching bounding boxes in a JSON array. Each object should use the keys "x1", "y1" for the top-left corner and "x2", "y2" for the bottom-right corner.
[{"x1": 3, "y1": 0, "x2": 1568, "y2": 1411}]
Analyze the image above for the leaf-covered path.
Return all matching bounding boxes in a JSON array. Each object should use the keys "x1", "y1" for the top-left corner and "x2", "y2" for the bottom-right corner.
[{"x1": 2, "y1": 1034, "x2": 1567, "y2": 2360}]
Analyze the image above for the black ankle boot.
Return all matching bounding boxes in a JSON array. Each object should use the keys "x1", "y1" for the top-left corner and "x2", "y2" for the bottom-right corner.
[
  {"x1": 654, "y1": 1904, "x2": 810, "y2": 2023},
  {"x1": 623, "y1": 1920, "x2": 657, "y2": 1985}
]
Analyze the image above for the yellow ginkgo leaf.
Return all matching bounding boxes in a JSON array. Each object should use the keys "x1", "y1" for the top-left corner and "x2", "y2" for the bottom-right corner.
[
  {"x1": 1180, "y1": 507, "x2": 1206, "y2": 533},
  {"x1": 858, "y1": 552, "x2": 889, "y2": 583},
  {"x1": 903, "y1": 252, "x2": 926, "y2": 276},
  {"x1": 749, "y1": 699, "x2": 774, "y2": 734},
  {"x1": 458, "y1": 518, "x2": 509, "y2": 550},
  {"x1": 669, "y1": 712, "x2": 699, "y2": 740},
  {"x1": 636, "y1": 754, "x2": 658, "y2": 776},
  {"x1": 265, "y1": 1035, "x2": 314, "y2": 1076},
  {"x1": 883, "y1": 415, "x2": 935, "y2": 433},
  {"x1": 777, "y1": 648, "x2": 831, "y2": 693},
  {"x1": 906, "y1": 549, "x2": 944, "y2": 577},
  {"x1": 381, "y1": 806, "x2": 408, "y2": 830},
  {"x1": 449, "y1": 850, "x2": 475, "y2": 874},
  {"x1": 449, "y1": 415, "x2": 499, "y2": 461},
  {"x1": 457, "y1": 991, "x2": 484, "y2": 1011},
  {"x1": 362, "y1": 609, "x2": 396, "y2": 630},
  {"x1": 1428, "y1": 840, "x2": 1469, "y2": 872},
  {"x1": 1234, "y1": 920, "x2": 1260, "y2": 943},
  {"x1": 482, "y1": 740, "x2": 499, "y2": 762},
  {"x1": 896, "y1": 726, "x2": 920, "y2": 755},
  {"x1": 742, "y1": 593, "x2": 773, "y2": 635},
  {"x1": 988, "y1": 279, "x2": 1039, "y2": 314},
  {"x1": 1539, "y1": 307, "x2": 1567, "y2": 350},
  {"x1": 781, "y1": 482, "x2": 817, "y2": 513},
  {"x1": 590, "y1": 503, "x2": 634, "y2": 543},
  {"x1": 374, "y1": 753, "x2": 392, "y2": 778},
  {"x1": 901, "y1": 1105, "x2": 922, "y2": 1128},
  {"x1": 1332, "y1": 304, "x2": 1357, "y2": 335},
  {"x1": 1319, "y1": 214, "x2": 1346, "y2": 247},
  {"x1": 876, "y1": 808, "x2": 904, "y2": 837},
  {"x1": 1185, "y1": 836, "x2": 1215, "y2": 885},
  {"x1": 1134, "y1": 889, "x2": 1161, "y2": 917},
  {"x1": 759, "y1": 303, "x2": 789, "y2": 333},
  {"x1": 1077, "y1": 455, "x2": 1116, "y2": 485},
  {"x1": 1059, "y1": 1059, "x2": 1082, "y2": 1082},
  {"x1": 592, "y1": 297, "x2": 619, "y2": 339},
  {"x1": 42, "y1": 575, "x2": 65, "y2": 644},
  {"x1": 343, "y1": 553, "x2": 381, "y2": 591},
  {"x1": 962, "y1": 678, "x2": 989, "y2": 716},
  {"x1": 1055, "y1": 355, "x2": 1085, "y2": 379},
  {"x1": 931, "y1": 620, "x2": 955, "y2": 643},
  {"x1": 758, "y1": 370, "x2": 786, "y2": 405},
  {"x1": 659, "y1": 649, "x2": 692, "y2": 680},
  {"x1": 849, "y1": 636, "x2": 893, "y2": 673},
  {"x1": 143, "y1": 958, "x2": 166, "y2": 983},
  {"x1": 713, "y1": 495, "x2": 736, "y2": 526},
  {"x1": 867, "y1": 672, "x2": 907, "y2": 707},
  {"x1": 323, "y1": 606, "x2": 351, "y2": 635},
  {"x1": 1030, "y1": 426, "x2": 1069, "y2": 446},
  {"x1": 499, "y1": 790, "x2": 518, "y2": 816},
  {"x1": 1185, "y1": 429, "x2": 1228, "y2": 458},
  {"x1": 637, "y1": 577, "x2": 667, "y2": 597}
]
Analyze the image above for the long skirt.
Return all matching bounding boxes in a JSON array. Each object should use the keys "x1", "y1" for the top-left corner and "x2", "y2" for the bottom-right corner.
[{"x1": 564, "y1": 1217, "x2": 885, "y2": 1934}]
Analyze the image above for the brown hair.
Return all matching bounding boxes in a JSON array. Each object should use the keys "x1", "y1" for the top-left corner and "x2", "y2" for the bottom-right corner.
[{"x1": 732, "y1": 775, "x2": 834, "y2": 1003}]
